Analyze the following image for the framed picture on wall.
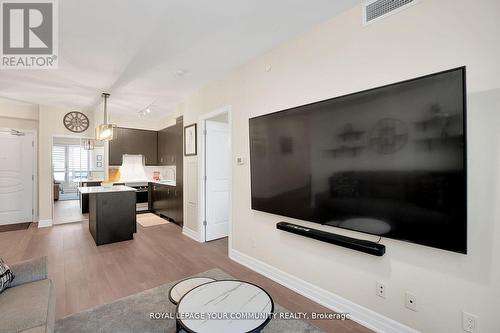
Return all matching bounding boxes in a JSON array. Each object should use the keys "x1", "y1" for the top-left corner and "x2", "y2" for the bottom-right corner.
[{"x1": 184, "y1": 123, "x2": 197, "y2": 156}]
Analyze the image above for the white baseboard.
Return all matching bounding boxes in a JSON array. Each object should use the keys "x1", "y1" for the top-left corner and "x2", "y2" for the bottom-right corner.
[
  {"x1": 182, "y1": 227, "x2": 203, "y2": 242},
  {"x1": 229, "y1": 249, "x2": 419, "y2": 333},
  {"x1": 38, "y1": 219, "x2": 53, "y2": 228}
]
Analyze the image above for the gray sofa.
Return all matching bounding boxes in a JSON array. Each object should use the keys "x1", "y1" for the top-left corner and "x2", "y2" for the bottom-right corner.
[{"x1": 0, "y1": 257, "x2": 55, "y2": 333}]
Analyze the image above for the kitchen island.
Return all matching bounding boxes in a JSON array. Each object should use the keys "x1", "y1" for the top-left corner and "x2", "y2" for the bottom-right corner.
[
  {"x1": 76, "y1": 179, "x2": 104, "y2": 214},
  {"x1": 78, "y1": 185, "x2": 137, "y2": 245}
]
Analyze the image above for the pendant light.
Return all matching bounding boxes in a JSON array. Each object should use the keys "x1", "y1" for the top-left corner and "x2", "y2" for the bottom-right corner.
[
  {"x1": 95, "y1": 93, "x2": 115, "y2": 141},
  {"x1": 81, "y1": 138, "x2": 95, "y2": 150}
]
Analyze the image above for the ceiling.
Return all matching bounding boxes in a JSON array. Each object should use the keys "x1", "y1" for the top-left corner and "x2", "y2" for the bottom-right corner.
[{"x1": 0, "y1": 0, "x2": 359, "y2": 119}]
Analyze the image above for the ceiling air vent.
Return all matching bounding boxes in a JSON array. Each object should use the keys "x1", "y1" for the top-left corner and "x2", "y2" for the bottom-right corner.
[{"x1": 363, "y1": 0, "x2": 418, "y2": 25}]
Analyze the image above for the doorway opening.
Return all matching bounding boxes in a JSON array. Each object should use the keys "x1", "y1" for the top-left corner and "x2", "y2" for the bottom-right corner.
[
  {"x1": 52, "y1": 136, "x2": 105, "y2": 225},
  {"x1": 200, "y1": 106, "x2": 231, "y2": 242}
]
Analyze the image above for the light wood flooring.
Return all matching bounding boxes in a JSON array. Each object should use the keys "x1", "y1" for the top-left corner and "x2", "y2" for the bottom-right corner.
[
  {"x1": 53, "y1": 200, "x2": 88, "y2": 224},
  {"x1": 0, "y1": 221, "x2": 372, "y2": 333}
]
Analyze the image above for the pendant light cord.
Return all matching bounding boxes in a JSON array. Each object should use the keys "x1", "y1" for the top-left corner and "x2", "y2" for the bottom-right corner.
[{"x1": 102, "y1": 93, "x2": 110, "y2": 125}]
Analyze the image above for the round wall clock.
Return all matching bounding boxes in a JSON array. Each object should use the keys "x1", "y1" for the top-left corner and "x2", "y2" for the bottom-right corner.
[{"x1": 63, "y1": 111, "x2": 89, "y2": 133}]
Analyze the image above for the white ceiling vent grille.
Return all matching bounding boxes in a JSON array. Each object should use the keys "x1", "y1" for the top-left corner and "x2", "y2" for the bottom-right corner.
[{"x1": 363, "y1": 0, "x2": 418, "y2": 25}]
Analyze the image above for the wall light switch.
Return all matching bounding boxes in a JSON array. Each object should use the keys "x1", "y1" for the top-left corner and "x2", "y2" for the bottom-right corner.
[{"x1": 236, "y1": 156, "x2": 245, "y2": 165}]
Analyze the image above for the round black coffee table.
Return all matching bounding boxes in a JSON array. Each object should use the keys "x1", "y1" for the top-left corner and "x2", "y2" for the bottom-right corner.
[{"x1": 176, "y1": 280, "x2": 274, "y2": 333}]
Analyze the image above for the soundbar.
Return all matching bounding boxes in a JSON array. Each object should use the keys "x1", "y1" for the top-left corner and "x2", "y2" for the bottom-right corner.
[{"x1": 276, "y1": 222, "x2": 385, "y2": 256}]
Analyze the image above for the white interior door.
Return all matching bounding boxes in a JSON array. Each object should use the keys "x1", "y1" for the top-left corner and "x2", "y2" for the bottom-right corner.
[
  {"x1": 205, "y1": 120, "x2": 230, "y2": 241},
  {"x1": 0, "y1": 131, "x2": 33, "y2": 225}
]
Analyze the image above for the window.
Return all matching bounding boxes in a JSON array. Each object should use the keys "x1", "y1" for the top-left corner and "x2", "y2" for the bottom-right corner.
[
  {"x1": 52, "y1": 144, "x2": 90, "y2": 192},
  {"x1": 68, "y1": 145, "x2": 89, "y2": 180},
  {"x1": 52, "y1": 145, "x2": 66, "y2": 182}
]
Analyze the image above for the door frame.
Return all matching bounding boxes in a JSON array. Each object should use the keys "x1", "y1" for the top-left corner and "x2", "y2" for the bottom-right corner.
[
  {"x1": 198, "y1": 105, "x2": 232, "y2": 244},
  {"x1": 51, "y1": 134, "x2": 95, "y2": 225},
  {"x1": 0, "y1": 127, "x2": 37, "y2": 223}
]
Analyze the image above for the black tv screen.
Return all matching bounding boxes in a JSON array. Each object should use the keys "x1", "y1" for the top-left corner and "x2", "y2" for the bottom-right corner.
[{"x1": 249, "y1": 67, "x2": 466, "y2": 253}]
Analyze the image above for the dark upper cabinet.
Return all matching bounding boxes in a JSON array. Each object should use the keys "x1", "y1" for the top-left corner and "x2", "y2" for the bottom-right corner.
[
  {"x1": 158, "y1": 128, "x2": 175, "y2": 165},
  {"x1": 158, "y1": 122, "x2": 182, "y2": 166},
  {"x1": 109, "y1": 127, "x2": 158, "y2": 165},
  {"x1": 137, "y1": 129, "x2": 158, "y2": 165},
  {"x1": 108, "y1": 127, "x2": 127, "y2": 165}
]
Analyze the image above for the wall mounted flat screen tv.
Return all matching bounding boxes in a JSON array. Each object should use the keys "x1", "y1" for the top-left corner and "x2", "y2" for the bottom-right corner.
[{"x1": 249, "y1": 67, "x2": 466, "y2": 253}]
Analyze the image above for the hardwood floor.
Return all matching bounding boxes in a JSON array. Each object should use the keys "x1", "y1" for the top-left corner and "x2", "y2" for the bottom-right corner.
[
  {"x1": 0, "y1": 222, "x2": 31, "y2": 233},
  {"x1": 0, "y1": 221, "x2": 372, "y2": 333},
  {"x1": 53, "y1": 199, "x2": 88, "y2": 224}
]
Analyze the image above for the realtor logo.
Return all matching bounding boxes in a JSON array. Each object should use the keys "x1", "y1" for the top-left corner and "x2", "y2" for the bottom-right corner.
[{"x1": 1, "y1": 0, "x2": 58, "y2": 69}]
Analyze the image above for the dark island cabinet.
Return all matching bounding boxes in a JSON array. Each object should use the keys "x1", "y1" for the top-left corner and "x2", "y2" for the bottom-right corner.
[
  {"x1": 88, "y1": 190, "x2": 137, "y2": 245},
  {"x1": 109, "y1": 127, "x2": 158, "y2": 165}
]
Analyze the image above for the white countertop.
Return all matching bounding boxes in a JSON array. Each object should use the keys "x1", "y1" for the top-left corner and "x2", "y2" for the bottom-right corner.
[
  {"x1": 77, "y1": 185, "x2": 137, "y2": 194},
  {"x1": 150, "y1": 180, "x2": 176, "y2": 186},
  {"x1": 74, "y1": 179, "x2": 176, "y2": 186},
  {"x1": 72, "y1": 179, "x2": 105, "y2": 183}
]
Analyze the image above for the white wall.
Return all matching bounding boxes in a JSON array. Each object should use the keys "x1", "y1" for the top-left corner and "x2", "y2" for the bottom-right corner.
[
  {"x1": 0, "y1": 98, "x2": 39, "y2": 130},
  {"x1": 179, "y1": 0, "x2": 500, "y2": 332},
  {"x1": 38, "y1": 105, "x2": 95, "y2": 222}
]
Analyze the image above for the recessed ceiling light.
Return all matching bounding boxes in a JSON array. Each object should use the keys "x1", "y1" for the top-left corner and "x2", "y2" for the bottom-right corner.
[{"x1": 146, "y1": 108, "x2": 151, "y2": 113}]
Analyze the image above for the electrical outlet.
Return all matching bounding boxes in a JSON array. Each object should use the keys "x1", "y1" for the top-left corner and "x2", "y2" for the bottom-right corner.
[
  {"x1": 376, "y1": 282, "x2": 386, "y2": 298},
  {"x1": 462, "y1": 312, "x2": 478, "y2": 333},
  {"x1": 405, "y1": 292, "x2": 417, "y2": 311}
]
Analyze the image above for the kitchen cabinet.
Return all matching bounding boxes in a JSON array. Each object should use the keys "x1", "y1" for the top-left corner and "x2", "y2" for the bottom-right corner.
[
  {"x1": 129, "y1": 116, "x2": 182, "y2": 226},
  {"x1": 88, "y1": 188, "x2": 137, "y2": 245},
  {"x1": 152, "y1": 117, "x2": 183, "y2": 226},
  {"x1": 158, "y1": 128, "x2": 175, "y2": 165},
  {"x1": 78, "y1": 181, "x2": 102, "y2": 214},
  {"x1": 149, "y1": 182, "x2": 182, "y2": 226},
  {"x1": 158, "y1": 121, "x2": 182, "y2": 166},
  {"x1": 109, "y1": 127, "x2": 158, "y2": 165},
  {"x1": 175, "y1": 117, "x2": 183, "y2": 226}
]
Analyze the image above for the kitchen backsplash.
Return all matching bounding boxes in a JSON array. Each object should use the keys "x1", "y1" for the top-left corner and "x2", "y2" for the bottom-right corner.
[
  {"x1": 109, "y1": 155, "x2": 175, "y2": 182},
  {"x1": 144, "y1": 165, "x2": 176, "y2": 181}
]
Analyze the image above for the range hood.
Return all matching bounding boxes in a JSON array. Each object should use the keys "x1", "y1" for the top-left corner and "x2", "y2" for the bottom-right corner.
[{"x1": 119, "y1": 155, "x2": 148, "y2": 182}]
